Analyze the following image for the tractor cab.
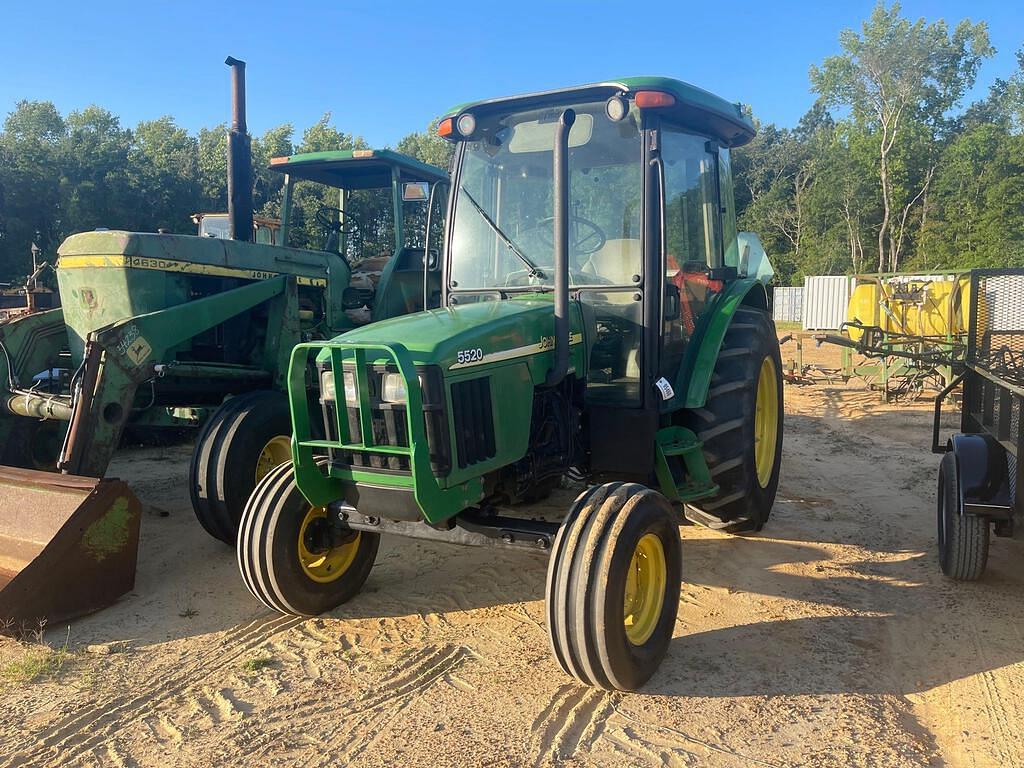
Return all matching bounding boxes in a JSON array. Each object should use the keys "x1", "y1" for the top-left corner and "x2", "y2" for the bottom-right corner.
[
  {"x1": 270, "y1": 149, "x2": 448, "y2": 322},
  {"x1": 438, "y1": 79, "x2": 773, "y2": 468}
]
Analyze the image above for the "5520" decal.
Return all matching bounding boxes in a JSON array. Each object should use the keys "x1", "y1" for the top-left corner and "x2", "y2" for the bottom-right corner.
[{"x1": 456, "y1": 348, "x2": 485, "y2": 365}]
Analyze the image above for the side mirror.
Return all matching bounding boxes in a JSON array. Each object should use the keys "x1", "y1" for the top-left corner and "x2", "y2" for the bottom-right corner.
[{"x1": 402, "y1": 182, "x2": 429, "y2": 202}]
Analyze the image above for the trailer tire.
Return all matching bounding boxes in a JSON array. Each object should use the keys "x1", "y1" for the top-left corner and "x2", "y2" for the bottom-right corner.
[
  {"x1": 546, "y1": 482, "x2": 681, "y2": 691},
  {"x1": 238, "y1": 460, "x2": 379, "y2": 616},
  {"x1": 937, "y1": 452, "x2": 990, "y2": 581},
  {"x1": 190, "y1": 390, "x2": 293, "y2": 544},
  {"x1": 680, "y1": 307, "x2": 783, "y2": 532}
]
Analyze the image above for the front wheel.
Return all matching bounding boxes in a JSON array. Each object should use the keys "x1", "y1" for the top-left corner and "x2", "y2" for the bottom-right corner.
[
  {"x1": 546, "y1": 482, "x2": 681, "y2": 691},
  {"x1": 237, "y1": 461, "x2": 379, "y2": 615}
]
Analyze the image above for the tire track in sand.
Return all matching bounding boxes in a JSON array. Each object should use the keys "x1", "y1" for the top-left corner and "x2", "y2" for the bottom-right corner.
[
  {"x1": 306, "y1": 643, "x2": 472, "y2": 767},
  {"x1": 530, "y1": 684, "x2": 617, "y2": 767},
  {"x1": 2, "y1": 612, "x2": 304, "y2": 768}
]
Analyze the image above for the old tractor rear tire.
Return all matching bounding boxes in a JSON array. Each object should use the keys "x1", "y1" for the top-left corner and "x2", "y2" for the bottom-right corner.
[
  {"x1": 238, "y1": 460, "x2": 380, "y2": 616},
  {"x1": 190, "y1": 390, "x2": 293, "y2": 544},
  {"x1": 546, "y1": 482, "x2": 681, "y2": 691},
  {"x1": 680, "y1": 306, "x2": 783, "y2": 533},
  {"x1": 937, "y1": 452, "x2": 990, "y2": 580}
]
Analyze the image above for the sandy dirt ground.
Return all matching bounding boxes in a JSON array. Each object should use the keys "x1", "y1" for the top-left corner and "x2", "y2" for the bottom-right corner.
[{"x1": 1, "y1": 341, "x2": 1023, "y2": 767}]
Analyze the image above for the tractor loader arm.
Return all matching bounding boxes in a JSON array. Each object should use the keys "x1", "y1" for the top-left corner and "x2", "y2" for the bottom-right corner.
[{"x1": 61, "y1": 276, "x2": 294, "y2": 477}]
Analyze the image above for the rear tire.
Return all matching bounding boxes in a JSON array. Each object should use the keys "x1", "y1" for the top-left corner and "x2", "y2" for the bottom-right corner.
[
  {"x1": 238, "y1": 460, "x2": 379, "y2": 615},
  {"x1": 190, "y1": 390, "x2": 293, "y2": 544},
  {"x1": 680, "y1": 306, "x2": 783, "y2": 532},
  {"x1": 937, "y1": 451, "x2": 990, "y2": 580},
  {"x1": 546, "y1": 482, "x2": 681, "y2": 691}
]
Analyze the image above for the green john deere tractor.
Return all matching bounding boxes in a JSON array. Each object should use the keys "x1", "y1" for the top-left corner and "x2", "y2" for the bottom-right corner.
[
  {"x1": 238, "y1": 78, "x2": 783, "y2": 691},
  {"x1": 0, "y1": 58, "x2": 447, "y2": 631}
]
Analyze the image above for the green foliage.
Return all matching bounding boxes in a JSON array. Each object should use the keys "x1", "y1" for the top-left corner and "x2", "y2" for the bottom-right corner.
[{"x1": 735, "y1": 2, "x2": 1018, "y2": 284}]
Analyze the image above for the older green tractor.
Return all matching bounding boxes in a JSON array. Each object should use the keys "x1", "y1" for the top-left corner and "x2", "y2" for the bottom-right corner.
[
  {"x1": 0, "y1": 58, "x2": 447, "y2": 631},
  {"x1": 238, "y1": 78, "x2": 782, "y2": 690}
]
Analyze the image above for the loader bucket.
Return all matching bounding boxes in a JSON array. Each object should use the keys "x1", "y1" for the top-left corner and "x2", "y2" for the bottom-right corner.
[{"x1": 0, "y1": 467, "x2": 141, "y2": 633}]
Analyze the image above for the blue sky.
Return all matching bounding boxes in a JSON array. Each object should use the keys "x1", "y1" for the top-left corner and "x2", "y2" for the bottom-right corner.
[{"x1": 1, "y1": 1, "x2": 1020, "y2": 147}]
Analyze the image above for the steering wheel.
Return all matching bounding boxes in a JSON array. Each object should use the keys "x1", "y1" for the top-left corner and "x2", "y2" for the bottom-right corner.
[
  {"x1": 315, "y1": 205, "x2": 358, "y2": 236},
  {"x1": 524, "y1": 215, "x2": 607, "y2": 255}
]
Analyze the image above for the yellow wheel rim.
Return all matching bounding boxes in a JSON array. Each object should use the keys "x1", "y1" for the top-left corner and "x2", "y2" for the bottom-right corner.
[
  {"x1": 754, "y1": 356, "x2": 779, "y2": 488},
  {"x1": 255, "y1": 435, "x2": 292, "y2": 483},
  {"x1": 297, "y1": 507, "x2": 361, "y2": 584},
  {"x1": 623, "y1": 533, "x2": 667, "y2": 646}
]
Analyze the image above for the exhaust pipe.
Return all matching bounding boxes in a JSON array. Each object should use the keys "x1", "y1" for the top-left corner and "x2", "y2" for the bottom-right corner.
[
  {"x1": 225, "y1": 56, "x2": 253, "y2": 242},
  {"x1": 544, "y1": 109, "x2": 575, "y2": 388}
]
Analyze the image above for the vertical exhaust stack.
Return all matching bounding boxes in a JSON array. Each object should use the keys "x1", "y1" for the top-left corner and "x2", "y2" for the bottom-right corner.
[
  {"x1": 544, "y1": 108, "x2": 575, "y2": 388},
  {"x1": 225, "y1": 56, "x2": 253, "y2": 242}
]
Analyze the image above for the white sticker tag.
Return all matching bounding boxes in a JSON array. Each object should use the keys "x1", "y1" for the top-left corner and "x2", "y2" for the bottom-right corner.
[{"x1": 655, "y1": 377, "x2": 675, "y2": 400}]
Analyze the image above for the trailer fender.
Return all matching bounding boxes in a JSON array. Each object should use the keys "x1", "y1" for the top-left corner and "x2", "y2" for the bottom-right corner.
[{"x1": 949, "y1": 433, "x2": 1013, "y2": 520}]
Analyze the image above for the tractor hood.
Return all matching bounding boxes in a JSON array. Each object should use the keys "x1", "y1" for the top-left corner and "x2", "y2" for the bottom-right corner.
[
  {"x1": 327, "y1": 297, "x2": 585, "y2": 377},
  {"x1": 57, "y1": 230, "x2": 334, "y2": 287}
]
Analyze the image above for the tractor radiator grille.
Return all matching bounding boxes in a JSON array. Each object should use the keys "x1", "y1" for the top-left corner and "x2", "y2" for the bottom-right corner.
[
  {"x1": 320, "y1": 366, "x2": 450, "y2": 475},
  {"x1": 451, "y1": 378, "x2": 496, "y2": 468}
]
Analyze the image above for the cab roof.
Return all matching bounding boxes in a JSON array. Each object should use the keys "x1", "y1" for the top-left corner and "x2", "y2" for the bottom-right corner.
[
  {"x1": 269, "y1": 148, "x2": 447, "y2": 189},
  {"x1": 441, "y1": 77, "x2": 756, "y2": 148}
]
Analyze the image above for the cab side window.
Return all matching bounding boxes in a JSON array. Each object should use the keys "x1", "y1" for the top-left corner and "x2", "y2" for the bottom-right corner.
[{"x1": 660, "y1": 127, "x2": 721, "y2": 377}]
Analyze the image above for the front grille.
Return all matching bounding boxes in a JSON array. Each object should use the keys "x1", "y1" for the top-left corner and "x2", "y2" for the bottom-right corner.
[
  {"x1": 451, "y1": 377, "x2": 496, "y2": 468},
  {"x1": 320, "y1": 365, "x2": 450, "y2": 475}
]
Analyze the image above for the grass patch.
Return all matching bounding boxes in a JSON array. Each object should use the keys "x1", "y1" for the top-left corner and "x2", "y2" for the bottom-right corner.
[
  {"x1": 0, "y1": 627, "x2": 73, "y2": 686},
  {"x1": 240, "y1": 654, "x2": 275, "y2": 674}
]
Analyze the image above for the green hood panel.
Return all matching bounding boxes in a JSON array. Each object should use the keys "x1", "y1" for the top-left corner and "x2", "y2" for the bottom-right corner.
[{"x1": 329, "y1": 298, "x2": 584, "y2": 377}]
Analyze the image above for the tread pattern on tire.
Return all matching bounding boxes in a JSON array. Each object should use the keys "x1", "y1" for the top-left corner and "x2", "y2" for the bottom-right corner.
[
  {"x1": 190, "y1": 390, "x2": 291, "y2": 544},
  {"x1": 238, "y1": 459, "x2": 379, "y2": 616},
  {"x1": 547, "y1": 482, "x2": 681, "y2": 691},
  {"x1": 938, "y1": 452, "x2": 990, "y2": 581},
  {"x1": 680, "y1": 306, "x2": 783, "y2": 532}
]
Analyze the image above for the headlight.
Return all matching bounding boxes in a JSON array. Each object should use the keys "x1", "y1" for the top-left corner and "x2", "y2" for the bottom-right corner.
[
  {"x1": 380, "y1": 373, "x2": 428, "y2": 404},
  {"x1": 456, "y1": 112, "x2": 476, "y2": 137},
  {"x1": 342, "y1": 370, "x2": 357, "y2": 402},
  {"x1": 381, "y1": 372, "x2": 408, "y2": 404},
  {"x1": 320, "y1": 370, "x2": 335, "y2": 401}
]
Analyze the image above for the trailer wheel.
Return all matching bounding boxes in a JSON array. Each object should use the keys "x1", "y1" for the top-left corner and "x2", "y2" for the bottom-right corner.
[
  {"x1": 190, "y1": 390, "x2": 293, "y2": 544},
  {"x1": 680, "y1": 307, "x2": 783, "y2": 532},
  {"x1": 937, "y1": 452, "x2": 990, "y2": 580},
  {"x1": 546, "y1": 482, "x2": 681, "y2": 691},
  {"x1": 238, "y1": 460, "x2": 379, "y2": 616}
]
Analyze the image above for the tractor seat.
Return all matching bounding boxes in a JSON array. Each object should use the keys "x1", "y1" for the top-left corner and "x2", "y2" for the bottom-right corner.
[{"x1": 582, "y1": 238, "x2": 640, "y2": 285}]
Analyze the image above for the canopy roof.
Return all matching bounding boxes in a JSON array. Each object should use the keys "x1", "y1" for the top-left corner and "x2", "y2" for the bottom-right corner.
[
  {"x1": 441, "y1": 77, "x2": 756, "y2": 148},
  {"x1": 269, "y1": 149, "x2": 447, "y2": 189}
]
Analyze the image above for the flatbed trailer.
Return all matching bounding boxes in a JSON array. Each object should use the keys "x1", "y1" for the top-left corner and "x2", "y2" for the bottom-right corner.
[{"x1": 933, "y1": 268, "x2": 1024, "y2": 579}]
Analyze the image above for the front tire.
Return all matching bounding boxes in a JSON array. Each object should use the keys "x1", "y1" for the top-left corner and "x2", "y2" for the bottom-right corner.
[
  {"x1": 681, "y1": 306, "x2": 783, "y2": 532},
  {"x1": 190, "y1": 390, "x2": 293, "y2": 544},
  {"x1": 237, "y1": 461, "x2": 379, "y2": 615},
  {"x1": 546, "y1": 482, "x2": 681, "y2": 691},
  {"x1": 937, "y1": 451, "x2": 990, "y2": 580}
]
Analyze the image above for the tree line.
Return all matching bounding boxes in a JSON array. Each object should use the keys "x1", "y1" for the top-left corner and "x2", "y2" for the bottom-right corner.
[{"x1": 0, "y1": 2, "x2": 1021, "y2": 286}]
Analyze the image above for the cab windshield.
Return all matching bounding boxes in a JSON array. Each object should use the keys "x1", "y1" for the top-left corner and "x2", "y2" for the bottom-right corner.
[{"x1": 449, "y1": 100, "x2": 642, "y2": 291}]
